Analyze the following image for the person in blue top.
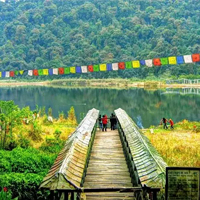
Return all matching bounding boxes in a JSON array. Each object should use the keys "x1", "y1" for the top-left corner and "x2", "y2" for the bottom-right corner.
[{"x1": 98, "y1": 114, "x2": 102, "y2": 130}]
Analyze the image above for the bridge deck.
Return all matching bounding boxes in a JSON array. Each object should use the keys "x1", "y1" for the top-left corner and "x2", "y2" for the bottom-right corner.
[{"x1": 83, "y1": 129, "x2": 134, "y2": 199}]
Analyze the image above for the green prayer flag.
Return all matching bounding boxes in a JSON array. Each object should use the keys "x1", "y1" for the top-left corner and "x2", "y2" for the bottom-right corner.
[
  {"x1": 15, "y1": 71, "x2": 19, "y2": 75},
  {"x1": 93, "y1": 65, "x2": 99, "y2": 72},
  {"x1": 160, "y1": 58, "x2": 168, "y2": 65},
  {"x1": 38, "y1": 69, "x2": 43, "y2": 75},
  {"x1": 64, "y1": 67, "x2": 70, "y2": 74},
  {"x1": 125, "y1": 61, "x2": 132, "y2": 69}
]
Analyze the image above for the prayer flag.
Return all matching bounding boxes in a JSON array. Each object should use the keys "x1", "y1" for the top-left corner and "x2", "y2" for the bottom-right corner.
[
  {"x1": 177, "y1": 56, "x2": 184, "y2": 64},
  {"x1": 168, "y1": 57, "x2": 177, "y2": 65},
  {"x1": 184, "y1": 55, "x2": 193, "y2": 63},
  {"x1": 81, "y1": 66, "x2": 88, "y2": 73},
  {"x1": 125, "y1": 61, "x2": 132, "y2": 69},
  {"x1": 192, "y1": 54, "x2": 200, "y2": 62},
  {"x1": 48, "y1": 69, "x2": 53, "y2": 75},
  {"x1": 107, "y1": 63, "x2": 112, "y2": 71},
  {"x1": 53, "y1": 68, "x2": 58, "y2": 75},
  {"x1": 112, "y1": 63, "x2": 118, "y2": 71},
  {"x1": 2, "y1": 72, "x2": 6, "y2": 77},
  {"x1": 145, "y1": 59, "x2": 153, "y2": 67},
  {"x1": 15, "y1": 71, "x2": 19, "y2": 76},
  {"x1": 118, "y1": 62, "x2": 125, "y2": 70},
  {"x1": 64, "y1": 67, "x2": 70, "y2": 74},
  {"x1": 38, "y1": 69, "x2": 43, "y2": 75},
  {"x1": 19, "y1": 70, "x2": 24, "y2": 75},
  {"x1": 58, "y1": 68, "x2": 64, "y2": 75},
  {"x1": 140, "y1": 60, "x2": 146, "y2": 65},
  {"x1": 33, "y1": 69, "x2": 38, "y2": 76},
  {"x1": 160, "y1": 58, "x2": 168, "y2": 65},
  {"x1": 43, "y1": 69, "x2": 49, "y2": 75},
  {"x1": 153, "y1": 58, "x2": 161, "y2": 66},
  {"x1": 132, "y1": 60, "x2": 140, "y2": 68},
  {"x1": 88, "y1": 65, "x2": 93, "y2": 72},
  {"x1": 0, "y1": 72, "x2": 1, "y2": 78},
  {"x1": 76, "y1": 66, "x2": 81, "y2": 73},
  {"x1": 100, "y1": 64, "x2": 107, "y2": 71},
  {"x1": 70, "y1": 66, "x2": 76, "y2": 73},
  {"x1": 10, "y1": 71, "x2": 14, "y2": 77},
  {"x1": 28, "y1": 70, "x2": 33, "y2": 76},
  {"x1": 93, "y1": 65, "x2": 99, "y2": 72}
]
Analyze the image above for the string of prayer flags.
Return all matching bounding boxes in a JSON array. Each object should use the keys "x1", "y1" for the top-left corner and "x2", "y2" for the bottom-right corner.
[{"x1": 0, "y1": 53, "x2": 199, "y2": 79}]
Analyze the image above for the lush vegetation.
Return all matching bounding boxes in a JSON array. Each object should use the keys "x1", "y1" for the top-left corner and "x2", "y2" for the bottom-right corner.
[
  {"x1": 0, "y1": 100, "x2": 77, "y2": 200},
  {"x1": 0, "y1": 0, "x2": 200, "y2": 80},
  {"x1": 144, "y1": 120, "x2": 200, "y2": 167}
]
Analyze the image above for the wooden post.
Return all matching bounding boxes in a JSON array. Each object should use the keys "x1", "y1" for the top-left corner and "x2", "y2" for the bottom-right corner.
[
  {"x1": 50, "y1": 190, "x2": 54, "y2": 200},
  {"x1": 153, "y1": 191, "x2": 158, "y2": 200},
  {"x1": 64, "y1": 192, "x2": 69, "y2": 200},
  {"x1": 71, "y1": 192, "x2": 75, "y2": 200}
]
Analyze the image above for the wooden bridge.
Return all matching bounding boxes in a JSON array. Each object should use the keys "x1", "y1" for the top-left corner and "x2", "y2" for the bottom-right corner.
[{"x1": 40, "y1": 108, "x2": 167, "y2": 200}]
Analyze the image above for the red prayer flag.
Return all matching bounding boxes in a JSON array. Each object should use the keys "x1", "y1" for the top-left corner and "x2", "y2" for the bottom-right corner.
[
  {"x1": 118, "y1": 62, "x2": 125, "y2": 70},
  {"x1": 33, "y1": 69, "x2": 39, "y2": 76},
  {"x1": 58, "y1": 68, "x2": 64, "y2": 75},
  {"x1": 192, "y1": 54, "x2": 200, "y2": 62},
  {"x1": 10, "y1": 71, "x2": 14, "y2": 77},
  {"x1": 88, "y1": 65, "x2": 93, "y2": 72},
  {"x1": 153, "y1": 58, "x2": 161, "y2": 66}
]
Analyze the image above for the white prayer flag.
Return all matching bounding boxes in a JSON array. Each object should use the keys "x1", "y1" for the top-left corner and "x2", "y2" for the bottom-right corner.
[
  {"x1": 145, "y1": 59, "x2": 153, "y2": 67},
  {"x1": 5, "y1": 71, "x2": 10, "y2": 77},
  {"x1": 184, "y1": 55, "x2": 193, "y2": 63},
  {"x1": 81, "y1": 66, "x2": 88, "y2": 73},
  {"x1": 112, "y1": 63, "x2": 118, "y2": 71},
  {"x1": 28, "y1": 70, "x2": 33, "y2": 76},
  {"x1": 53, "y1": 68, "x2": 58, "y2": 75}
]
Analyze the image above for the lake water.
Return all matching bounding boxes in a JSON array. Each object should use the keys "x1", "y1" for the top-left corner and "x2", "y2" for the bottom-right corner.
[{"x1": 0, "y1": 86, "x2": 200, "y2": 128}]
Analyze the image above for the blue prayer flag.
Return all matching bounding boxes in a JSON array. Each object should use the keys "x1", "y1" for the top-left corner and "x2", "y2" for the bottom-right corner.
[
  {"x1": 140, "y1": 60, "x2": 145, "y2": 65},
  {"x1": 177, "y1": 56, "x2": 184, "y2": 64},
  {"x1": 76, "y1": 66, "x2": 82, "y2": 73},
  {"x1": 48, "y1": 69, "x2": 53, "y2": 75},
  {"x1": 2, "y1": 71, "x2": 6, "y2": 78},
  {"x1": 107, "y1": 63, "x2": 112, "y2": 71}
]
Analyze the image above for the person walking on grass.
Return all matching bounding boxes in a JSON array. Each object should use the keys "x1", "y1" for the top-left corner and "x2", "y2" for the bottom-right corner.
[
  {"x1": 102, "y1": 114, "x2": 108, "y2": 132},
  {"x1": 161, "y1": 117, "x2": 168, "y2": 129},
  {"x1": 169, "y1": 118, "x2": 174, "y2": 129}
]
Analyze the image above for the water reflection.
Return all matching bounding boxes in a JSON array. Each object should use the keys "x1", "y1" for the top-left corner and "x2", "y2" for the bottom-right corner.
[{"x1": 0, "y1": 86, "x2": 200, "y2": 128}]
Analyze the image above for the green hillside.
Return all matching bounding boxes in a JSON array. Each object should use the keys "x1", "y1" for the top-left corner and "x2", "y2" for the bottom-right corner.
[{"x1": 0, "y1": 0, "x2": 200, "y2": 79}]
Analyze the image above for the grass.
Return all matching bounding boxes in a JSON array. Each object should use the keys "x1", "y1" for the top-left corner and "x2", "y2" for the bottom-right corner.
[{"x1": 143, "y1": 120, "x2": 200, "y2": 167}]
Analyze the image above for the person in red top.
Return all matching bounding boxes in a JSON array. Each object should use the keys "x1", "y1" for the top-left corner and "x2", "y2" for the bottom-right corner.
[
  {"x1": 102, "y1": 115, "x2": 108, "y2": 131},
  {"x1": 169, "y1": 119, "x2": 174, "y2": 129}
]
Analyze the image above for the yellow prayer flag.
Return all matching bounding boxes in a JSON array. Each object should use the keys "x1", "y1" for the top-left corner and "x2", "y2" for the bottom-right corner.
[
  {"x1": 70, "y1": 66, "x2": 76, "y2": 73},
  {"x1": 168, "y1": 57, "x2": 177, "y2": 65},
  {"x1": 100, "y1": 64, "x2": 106, "y2": 71},
  {"x1": 132, "y1": 60, "x2": 140, "y2": 68},
  {"x1": 0, "y1": 72, "x2": 1, "y2": 77},
  {"x1": 43, "y1": 69, "x2": 49, "y2": 75},
  {"x1": 19, "y1": 70, "x2": 24, "y2": 75}
]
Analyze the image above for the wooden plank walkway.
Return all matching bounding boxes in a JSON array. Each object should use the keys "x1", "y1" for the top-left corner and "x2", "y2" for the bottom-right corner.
[{"x1": 83, "y1": 129, "x2": 134, "y2": 200}]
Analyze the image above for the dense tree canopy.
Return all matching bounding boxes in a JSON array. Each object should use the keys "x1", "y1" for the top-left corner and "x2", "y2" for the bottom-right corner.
[{"x1": 0, "y1": 0, "x2": 200, "y2": 79}]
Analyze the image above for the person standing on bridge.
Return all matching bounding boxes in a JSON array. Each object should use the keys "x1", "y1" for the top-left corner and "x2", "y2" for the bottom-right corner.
[
  {"x1": 110, "y1": 113, "x2": 115, "y2": 130},
  {"x1": 98, "y1": 114, "x2": 102, "y2": 130},
  {"x1": 102, "y1": 114, "x2": 108, "y2": 131}
]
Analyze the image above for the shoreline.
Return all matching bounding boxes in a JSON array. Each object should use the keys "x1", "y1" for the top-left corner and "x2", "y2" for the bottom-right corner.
[{"x1": 1, "y1": 79, "x2": 200, "y2": 89}]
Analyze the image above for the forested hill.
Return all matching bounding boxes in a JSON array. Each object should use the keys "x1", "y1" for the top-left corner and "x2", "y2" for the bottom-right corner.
[{"x1": 0, "y1": 0, "x2": 200, "y2": 79}]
